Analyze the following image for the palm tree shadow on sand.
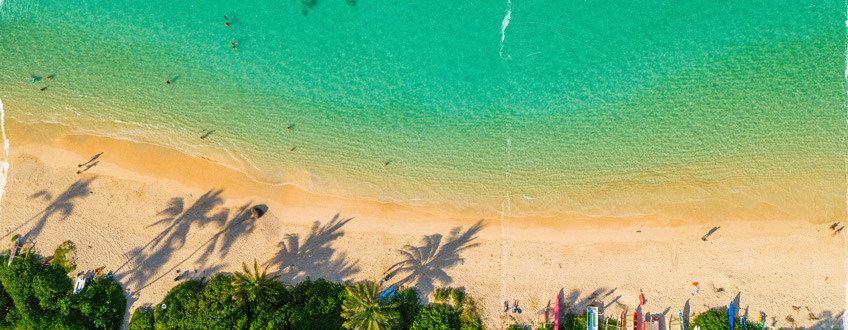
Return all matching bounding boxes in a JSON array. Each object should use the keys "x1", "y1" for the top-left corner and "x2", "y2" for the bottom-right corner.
[
  {"x1": 117, "y1": 189, "x2": 266, "y2": 294},
  {"x1": 2, "y1": 177, "x2": 96, "y2": 241},
  {"x1": 266, "y1": 213, "x2": 359, "y2": 283},
  {"x1": 389, "y1": 220, "x2": 484, "y2": 297}
]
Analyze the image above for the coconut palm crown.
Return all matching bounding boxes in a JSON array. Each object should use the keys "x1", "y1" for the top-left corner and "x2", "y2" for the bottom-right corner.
[
  {"x1": 341, "y1": 281, "x2": 400, "y2": 330},
  {"x1": 231, "y1": 259, "x2": 281, "y2": 306}
]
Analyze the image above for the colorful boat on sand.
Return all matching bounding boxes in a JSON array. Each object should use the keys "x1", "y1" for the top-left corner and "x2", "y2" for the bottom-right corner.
[
  {"x1": 378, "y1": 287, "x2": 395, "y2": 301},
  {"x1": 7, "y1": 236, "x2": 21, "y2": 266},
  {"x1": 588, "y1": 306, "x2": 599, "y2": 330},
  {"x1": 73, "y1": 273, "x2": 87, "y2": 294},
  {"x1": 617, "y1": 311, "x2": 624, "y2": 330}
]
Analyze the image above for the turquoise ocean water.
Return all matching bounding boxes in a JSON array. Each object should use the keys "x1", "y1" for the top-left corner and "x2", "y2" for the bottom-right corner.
[{"x1": 0, "y1": 0, "x2": 844, "y2": 220}]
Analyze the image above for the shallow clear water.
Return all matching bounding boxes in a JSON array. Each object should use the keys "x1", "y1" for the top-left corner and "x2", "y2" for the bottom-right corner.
[{"x1": 0, "y1": 0, "x2": 844, "y2": 219}]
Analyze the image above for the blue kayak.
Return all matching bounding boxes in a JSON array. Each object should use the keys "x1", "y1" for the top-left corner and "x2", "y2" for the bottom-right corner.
[{"x1": 379, "y1": 287, "x2": 396, "y2": 301}]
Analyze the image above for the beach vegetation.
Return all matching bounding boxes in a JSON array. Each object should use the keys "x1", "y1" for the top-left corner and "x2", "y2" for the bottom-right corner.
[
  {"x1": 152, "y1": 275, "x2": 251, "y2": 330},
  {"x1": 0, "y1": 250, "x2": 125, "y2": 330},
  {"x1": 555, "y1": 312, "x2": 587, "y2": 330},
  {"x1": 72, "y1": 276, "x2": 128, "y2": 329},
  {"x1": 0, "y1": 279, "x2": 15, "y2": 328},
  {"x1": 129, "y1": 264, "x2": 487, "y2": 330},
  {"x1": 409, "y1": 303, "x2": 461, "y2": 330},
  {"x1": 285, "y1": 277, "x2": 348, "y2": 329},
  {"x1": 691, "y1": 308, "x2": 761, "y2": 330},
  {"x1": 534, "y1": 323, "x2": 553, "y2": 330},
  {"x1": 125, "y1": 265, "x2": 790, "y2": 330},
  {"x1": 394, "y1": 287, "x2": 422, "y2": 330},
  {"x1": 450, "y1": 289, "x2": 465, "y2": 308},
  {"x1": 424, "y1": 287, "x2": 481, "y2": 330},
  {"x1": 433, "y1": 287, "x2": 451, "y2": 303},
  {"x1": 52, "y1": 240, "x2": 77, "y2": 273},
  {"x1": 232, "y1": 259, "x2": 281, "y2": 324},
  {"x1": 341, "y1": 280, "x2": 399, "y2": 330},
  {"x1": 128, "y1": 306, "x2": 154, "y2": 330}
]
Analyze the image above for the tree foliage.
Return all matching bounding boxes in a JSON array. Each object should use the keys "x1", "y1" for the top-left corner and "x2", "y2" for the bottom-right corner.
[
  {"x1": 128, "y1": 307, "x2": 154, "y2": 330},
  {"x1": 394, "y1": 287, "x2": 421, "y2": 330},
  {"x1": 410, "y1": 303, "x2": 461, "y2": 330},
  {"x1": 286, "y1": 278, "x2": 348, "y2": 330},
  {"x1": 0, "y1": 269, "x2": 16, "y2": 328},
  {"x1": 153, "y1": 279, "x2": 205, "y2": 330},
  {"x1": 73, "y1": 277, "x2": 127, "y2": 329},
  {"x1": 341, "y1": 281, "x2": 399, "y2": 330},
  {"x1": 0, "y1": 251, "x2": 125, "y2": 330},
  {"x1": 52, "y1": 241, "x2": 77, "y2": 273},
  {"x1": 691, "y1": 308, "x2": 759, "y2": 330},
  {"x1": 232, "y1": 260, "x2": 281, "y2": 308}
]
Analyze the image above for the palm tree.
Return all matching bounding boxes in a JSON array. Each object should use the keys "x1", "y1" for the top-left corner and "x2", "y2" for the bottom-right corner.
[
  {"x1": 232, "y1": 259, "x2": 281, "y2": 319},
  {"x1": 341, "y1": 281, "x2": 400, "y2": 330}
]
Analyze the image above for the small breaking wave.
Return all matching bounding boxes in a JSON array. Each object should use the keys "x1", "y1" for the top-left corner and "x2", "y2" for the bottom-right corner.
[{"x1": 499, "y1": 0, "x2": 512, "y2": 60}]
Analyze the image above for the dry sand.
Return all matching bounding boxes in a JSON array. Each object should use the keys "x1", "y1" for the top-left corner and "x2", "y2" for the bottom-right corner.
[{"x1": 0, "y1": 120, "x2": 844, "y2": 330}]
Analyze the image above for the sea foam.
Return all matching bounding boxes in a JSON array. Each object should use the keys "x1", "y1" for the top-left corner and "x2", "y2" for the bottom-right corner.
[
  {"x1": 499, "y1": 0, "x2": 511, "y2": 59},
  {"x1": 0, "y1": 97, "x2": 9, "y2": 216}
]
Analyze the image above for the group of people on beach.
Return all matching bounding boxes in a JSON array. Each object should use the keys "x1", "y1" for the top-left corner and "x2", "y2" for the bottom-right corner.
[{"x1": 503, "y1": 300, "x2": 521, "y2": 314}]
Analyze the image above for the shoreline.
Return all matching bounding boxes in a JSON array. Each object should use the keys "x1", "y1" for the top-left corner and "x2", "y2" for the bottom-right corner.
[
  {"x1": 0, "y1": 120, "x2": 844, "y2": 329},
  {"x1": 3, "y1": 117, "x2": 839, "y2": 229}
]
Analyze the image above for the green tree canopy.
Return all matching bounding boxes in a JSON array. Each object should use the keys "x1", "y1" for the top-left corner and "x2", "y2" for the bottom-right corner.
[
  {"x1": 409, "y1": 303, "x2": 461, "y2": 330},
  {"x1": 232, "y1": 260, "x2": 281, "y2": 308},
  {"x1": 341, "y1": 281, "x2": 399, "y2": 330}
]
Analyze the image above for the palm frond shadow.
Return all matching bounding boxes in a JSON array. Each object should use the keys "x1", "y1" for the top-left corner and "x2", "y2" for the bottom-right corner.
[
  {"x1": 266, "y1": 213, "x2": 359, "y2": 283},
  {"x1": 2, "y1": 177, "x2": 96, "y2": 241},
  {"x1": 389, "y1": 220, "x2": 484, "y2": 297},
  {"x1": 118, "y1": 190, "x2": 265, "y2": 293}
]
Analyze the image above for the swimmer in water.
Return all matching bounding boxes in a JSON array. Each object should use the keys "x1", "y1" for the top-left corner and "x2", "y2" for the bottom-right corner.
[
  {"x1": 166, "y1": 80, "x2": 171, "y2": 85},
  {"x1": 225, "y1": 16, "x2": 231, "y2": 27},
  {"x1": 231, "y1": 42, "x2": 238, "y2": 50}
]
